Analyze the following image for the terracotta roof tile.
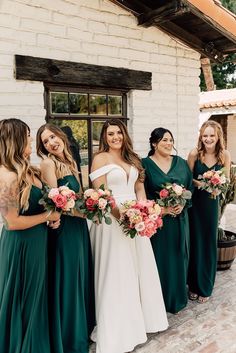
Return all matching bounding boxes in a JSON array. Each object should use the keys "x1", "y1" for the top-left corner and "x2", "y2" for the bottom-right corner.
[{"x1": 200, "y1": 99, "x2": 236, "y2": 109}]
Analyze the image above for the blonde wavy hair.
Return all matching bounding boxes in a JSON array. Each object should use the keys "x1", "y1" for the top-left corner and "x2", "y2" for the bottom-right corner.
[
  {"x1": 97, "y1": 119, "x2": 144, "y2": 182},
  {"x1": 36, "y1": 123, "x2": 79, "y2": 180},
  {"x1": 197, "y1": 120, "x2": 225, "y2": 165},
  {"x1": 0, "y1": 118, "x2": 40, "y2": 211}
]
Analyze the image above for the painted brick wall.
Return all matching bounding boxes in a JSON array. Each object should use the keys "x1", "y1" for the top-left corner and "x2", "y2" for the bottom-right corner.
[{"x1": 0, "y1": 0, "x2": 200, "y2": 162}]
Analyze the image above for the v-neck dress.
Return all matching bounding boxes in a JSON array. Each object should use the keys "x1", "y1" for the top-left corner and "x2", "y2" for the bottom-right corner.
[
  {"x1": 187, "y1": 159, "x2": 221, "y2": 297},
  {"x1": 0, "y1": 185, "x2": 51, "y2": 353},
  {"x1": 142, "y1": 156, "x2": 193, "y2": 314},
  {"x1": 47, "y1": 175, "x2": 95, "y2": 353},
  {"x1": 89, "y1": 164, "x2": 168, "y2": 353}
]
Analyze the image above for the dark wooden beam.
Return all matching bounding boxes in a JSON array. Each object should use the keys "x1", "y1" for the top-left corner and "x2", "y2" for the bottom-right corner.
[
  {"x1": 109, "y1": 0, "x2": 151, "y2": 16},
  {"x1": 138, "y1": 1, "x2": 190, "y2": 27},
  {"x1": 14, "y1": 55, "x2": 152, "y2": 91},
  {"x1": 159, "y1": 22, "x2": 224, "y2": 63}
]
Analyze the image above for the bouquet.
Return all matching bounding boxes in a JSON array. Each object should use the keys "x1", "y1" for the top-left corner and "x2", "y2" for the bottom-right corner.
[
  {"x1": 39, "y1": 185, "x2": 76, "y2": 214},
  {"x1": 157, "y1": 183, "x2": 192, "y2": 208},
  {"x1": 197, "y1": 168, "x2": 228, "y2": 199},
  {"x1": 75, "y1": 184, "x2": 116, "y2": 224},
  {"x1": 118, "y1": 199, "x2": 163, "y2": 238}
]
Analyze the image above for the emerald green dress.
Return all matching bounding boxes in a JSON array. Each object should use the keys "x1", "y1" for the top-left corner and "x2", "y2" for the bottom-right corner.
[
  {"x1": 142, "y1": 156, "x2": 193, "y2": 314},
  {"x1": 0, "y1": 186, "x2": 50, "y2": 353},
  {"x1": 188, "y1": 160, "x2": 221, "y2": 297},
  {"x1": 48, "y1": 175, "x2": 95, "y2": 353}
]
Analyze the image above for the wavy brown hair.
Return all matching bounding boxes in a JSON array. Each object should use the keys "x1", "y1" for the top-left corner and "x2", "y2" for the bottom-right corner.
[
  {"x1": 36, "y1": 123, "x2": 78, "y2": 180},
  {"x1": 197, "y1": 120, "x2": 225, "y2": 165},
  {"x1": 0, "y1": 118, "x2": 40, "y2": 211},
  {"x1": 98, "y1": 119, "x2": 144, "y2": 181}
]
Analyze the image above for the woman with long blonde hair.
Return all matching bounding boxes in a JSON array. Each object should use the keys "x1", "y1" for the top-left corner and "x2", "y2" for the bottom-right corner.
[
  {"x1": 187, "y1": 120, "x2": 231, "y2": 303},
  {"x1": 36, "y1": 123, "x2": 95, "y2": 353},
  {"x1": 0, "y1": 118, "x2": 60, "y2": 353},
  {"x1": 89, "y1": 119, "x2": 168, "y2": 353}
]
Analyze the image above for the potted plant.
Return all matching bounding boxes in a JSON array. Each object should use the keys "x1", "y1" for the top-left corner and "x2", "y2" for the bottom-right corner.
[{"x1": 217, "y1": 164, "x2": 236, "y2": 270}]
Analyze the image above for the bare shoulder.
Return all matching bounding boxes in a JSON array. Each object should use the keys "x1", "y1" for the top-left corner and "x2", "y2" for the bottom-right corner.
[
  {"x1": 0, "y1": 167, "x2": 17, "y2": 186},
  {"x1": 224, "y1": 149, "x2": 231, "y2": 160},
  {"x1": 40, "y1": 157, "x2": 55, "y2": 169},
  {"x1": 188, "y1": 148, "x2": 198, "y2": 159},
  {"x1": 91, "y1": 152, "x2": 109, "y2": 171}
]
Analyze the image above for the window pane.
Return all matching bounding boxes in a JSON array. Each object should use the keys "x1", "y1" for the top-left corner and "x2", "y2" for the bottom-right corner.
[
  {"x1": 69, "y1": 93, "x2": 88, "y2": 115},
  {"x1": 108, "y1": 95, "x2": 122, "y2": 115},
  {"x1": 92, "y1": 120, "x2": 104, "y2": 147},
  {"x1": 89, "y1": 95, "x2": 107, "y2": 115},
  {"x1": 51, "y1": 92, "x2": 69, "y2": 114}
]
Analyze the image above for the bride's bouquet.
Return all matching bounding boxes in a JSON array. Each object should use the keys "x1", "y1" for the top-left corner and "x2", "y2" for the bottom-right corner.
[
  {"x1": 157, "y1": 183, "x2": 192, "y2": 208},
  {"x1": 75, "y1": 184, "x2": 116, "y2": 224},
  {"x1": 39, "y1": 185, "x2": 77, "y2": 214},
  {"x1": 118, "y1": 199, "x2": 163, "y2": 238},
  {"x1": 197, "y1": 168, "x2": 228, "y2": 199}
]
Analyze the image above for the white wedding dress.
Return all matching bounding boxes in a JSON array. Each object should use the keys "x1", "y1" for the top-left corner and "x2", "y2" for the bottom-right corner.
[{"x1": 89, "y1": 164, "x2": 168, "y2": 353}]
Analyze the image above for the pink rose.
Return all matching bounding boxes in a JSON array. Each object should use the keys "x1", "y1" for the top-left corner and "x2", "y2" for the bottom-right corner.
[
  {"x1": 86, "y1": 198, "x2": 98, "y2": 211},
  {"x1": 160, "y1": 189, "x2": 169, "y2": 198},
  {"x1": 140, "y1": 219, "x2": 156, "y2": 237},
  {"x1": 211, "y1": 176, "x2": 221, "y2": 185},
  {"x1": 63, "y1": 199, "x2": 75, "y2": 211},
  {"x1": 108, "y1": 196, "x2": 116, "y2": 209},
  {"x1": 52, "y1": 194, "x2": 67, "y2": 209},
  {"x1": 48, "y1": 188, "x2": 59, "y2": 199}
]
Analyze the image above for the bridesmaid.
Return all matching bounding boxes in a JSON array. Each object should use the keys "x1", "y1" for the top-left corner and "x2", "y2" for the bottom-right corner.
[
  {"x1": 142, "y1": 127, "x2": 193, "y2": 314},
  {"x1": 187, "y1": 120, "x2": 231, "y2": 303},
  {"x1": 0, "y1": 118, "x2": 60, "y2": 353},
  {"x1": 36, "y1": 124, "x2": 95, "y2": 353}
]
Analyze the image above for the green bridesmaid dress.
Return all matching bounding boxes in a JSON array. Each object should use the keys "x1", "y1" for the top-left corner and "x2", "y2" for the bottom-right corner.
[
  {"x1": 142, "y1": 156, "x2": 193, "y2": 314},
  {"x1": 188, "y1": 160, "x2": 221, "y2": 297},
  {"x1": 48, "y1": 175, "x2": 95, "y2": 353},
  {"x1": 0, "y1": 186, "x2": 50, "y2": 353}
]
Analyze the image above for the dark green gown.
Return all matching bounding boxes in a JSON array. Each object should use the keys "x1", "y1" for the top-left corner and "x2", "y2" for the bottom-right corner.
[
  {"x1": 188, "y1": 160, "x2": 221, "y2": 297},
  {"x1": 142, "y1": 156, "x2": 193, "y2": 314},
  {"x1": 48, "y1": 175, "x2": 95, "y2": 353},
  {"x1": 0, "y1": 186, "x2": 50, "y2": 353}
]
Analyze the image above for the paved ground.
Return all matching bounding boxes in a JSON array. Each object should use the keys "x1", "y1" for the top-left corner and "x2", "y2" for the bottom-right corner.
[{"x1": 90, "y1": 204, "x2": 236, "y2": 353}]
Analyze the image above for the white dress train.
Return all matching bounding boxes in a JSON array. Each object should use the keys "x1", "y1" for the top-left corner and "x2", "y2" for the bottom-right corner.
[{"x1": 89, "y1": 164, "x2": 168, "y2": 353}]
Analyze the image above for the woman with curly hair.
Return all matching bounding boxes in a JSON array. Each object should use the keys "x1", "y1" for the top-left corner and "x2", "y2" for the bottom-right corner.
[
  {"x1": 36, "y1": 123, "x2": 95, "y2": 353},
  {"x1": 89, "y1": 119, "x2": 168, "y2": 353},
  {"x1": 0, "y1": 118, "x2": 60, "y2": 353},
  {"x1": 187, "y1": 120, "x2": 231, "y2": 303}
]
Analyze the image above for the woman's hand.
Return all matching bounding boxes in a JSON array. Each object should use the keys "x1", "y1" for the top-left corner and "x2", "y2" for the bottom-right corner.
[
  {"x1": 163, "y1": 206, "x2": 176, "y2": 217},
  {"x1": 46, "y1": 211, "x2": 61, "y2": 222},
  {"x1": 48, "y1": 219, "x2": 61, "y2": 229},
  {"x1": 172, "y1": 204, "x2": 184, "y2": 216}
]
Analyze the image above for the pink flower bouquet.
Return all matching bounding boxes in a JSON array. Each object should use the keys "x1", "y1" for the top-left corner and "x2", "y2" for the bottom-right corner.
[
  {"x1": 118, "y1": 199, "x2": 163, "y2": 238},
  {"x1": 157, "y1": 183, "x2": 192, "y2": 208},
  {"x1": 39, "y1": 185, "x2": 76, "y2": 214},
  {"x1": 75, "y1": 184, "x2": 116, "y2": 224},
  {"x1": 197, "y1": 168, "x2": 228, "y2": 199}
]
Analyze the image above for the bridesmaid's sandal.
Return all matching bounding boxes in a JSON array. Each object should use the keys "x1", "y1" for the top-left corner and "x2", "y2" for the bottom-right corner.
[
  {"x1": 189, "y1": 292, "x2": 198, "y2": 301},
  {"x1": 197, "y1": 296, "x2": 210, "y2": 304}
]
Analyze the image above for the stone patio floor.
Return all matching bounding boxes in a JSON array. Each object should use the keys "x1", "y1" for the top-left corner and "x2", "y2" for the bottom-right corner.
[{"x1": 90, "y1": 204, "x2": 236, "y2": 353}]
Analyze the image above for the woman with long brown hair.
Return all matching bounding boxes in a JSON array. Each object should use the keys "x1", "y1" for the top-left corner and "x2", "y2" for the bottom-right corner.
[
  {"x1": 89, "y1": 119, "x2": 168, "y2": 353},
  {"x1": 0, "y1": 118, "x2": 60, "y2": 353},
  {"x1": 36, "y1": 123, "x2": 95, "y2": 353},
  {"x1": 187, "y1": 120, "x2": 231, "y2": 303}
]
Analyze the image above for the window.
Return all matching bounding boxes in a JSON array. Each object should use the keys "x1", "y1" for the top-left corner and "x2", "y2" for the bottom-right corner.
[{"x1": 45, "y1": 84, "x2": 127, "y2": 187}]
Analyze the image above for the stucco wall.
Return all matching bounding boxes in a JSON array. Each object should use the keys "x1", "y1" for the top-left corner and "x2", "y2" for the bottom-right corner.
[{"x1": 0, "y1": 0, "x2": 200, "y2": 162}]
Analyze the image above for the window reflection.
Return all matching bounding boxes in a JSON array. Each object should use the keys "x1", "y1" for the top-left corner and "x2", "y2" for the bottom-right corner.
[
  {"x1": 89, "y1": 95, "x2": 106, "y2": 115},
  {"x1": 51, "y1": 92, "x2": 68, "y2": 114},
  {"x1": 108, "y1": 95, "x2": 122, "y2": 115}
]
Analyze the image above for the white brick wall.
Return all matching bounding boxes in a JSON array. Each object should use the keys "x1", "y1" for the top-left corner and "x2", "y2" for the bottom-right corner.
[{"x1": 0, "y1": 0, "x2": 200, "y2": 163}]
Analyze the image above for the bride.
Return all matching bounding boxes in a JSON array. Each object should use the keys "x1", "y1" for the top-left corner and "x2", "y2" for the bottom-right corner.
[{"x1": 89, "y1": 119, "x2": 168, "y2": 353}]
